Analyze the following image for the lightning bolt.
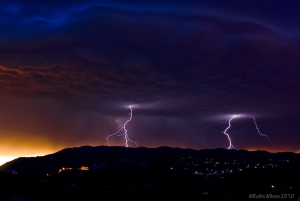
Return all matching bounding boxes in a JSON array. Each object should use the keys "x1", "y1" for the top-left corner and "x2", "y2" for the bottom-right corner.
[
  {"x1": 223, "y1": 115, "x2": 238, "y2": 150},
  {"x1": 250, "y1": 116, "x2": 273, "y2": 146},
  {"x1": 106, "y1": 106, "x2": 137, "y2": 147},
  {"x1": 205, "y1": 118, "x2": 230, "y2": 128},
  {"x1": 219, "y1": 118, "x2": 230, "y2": 124}
]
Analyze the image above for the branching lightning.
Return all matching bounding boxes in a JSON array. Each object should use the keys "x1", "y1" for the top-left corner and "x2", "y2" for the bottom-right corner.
[
  {"x1": 219, "y1": 114, "x2": 274, "y2": 149},
  {"x1": 219, "y1": 118, "x2": 230, "y2": 125},
  {"x1": 106, "y1": 106, "x2": 137, "y2": 147},
  {"x1": 250, "y1": 116, "x2": 273, "y2": 146},
  {"x1": 223, "y1": 115, "x2": 238, "y2": 149}
]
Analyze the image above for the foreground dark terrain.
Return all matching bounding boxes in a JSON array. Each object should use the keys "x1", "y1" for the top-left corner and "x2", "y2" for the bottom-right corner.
[{"x1": 0, "y1": 146, "x2": 299, "y2": 201}]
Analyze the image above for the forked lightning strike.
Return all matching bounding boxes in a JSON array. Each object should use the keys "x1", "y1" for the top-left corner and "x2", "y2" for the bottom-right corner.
[
  {"x1": 250, "y1": 116, "x2": 273, "y2": 146},
  {"x1": 223, "y1": 115, "x2": 237, "y2": 149},
  {"x1": 219, "y1": 114, "x2": 274, "y2": 149},
  {"x1": 106, "y1": 106, "x2": 137, "y2": 147},
  {"x1": 219, "y1": 118, "x2": 230, "y2": 124}
]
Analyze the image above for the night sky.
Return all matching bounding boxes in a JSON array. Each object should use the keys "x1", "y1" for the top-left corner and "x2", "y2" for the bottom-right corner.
[{"x1": 0, "y1": 0, "x2": 300, "y2": 163}]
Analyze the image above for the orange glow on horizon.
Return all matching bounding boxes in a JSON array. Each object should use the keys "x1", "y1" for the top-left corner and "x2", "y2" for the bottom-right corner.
[
  {"x1": 0, "y1": 143, "x2": 62, "y2": 166},
  {"x1": 0, "y1": 156, "x2": 17, "y2": 166}
]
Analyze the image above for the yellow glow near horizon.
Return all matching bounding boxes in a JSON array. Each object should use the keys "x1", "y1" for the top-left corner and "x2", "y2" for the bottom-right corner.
[
  {"x1": 0, "y1": 143, "x2": 61, "y2": 166},
  {"x1": 0, "y1": 153, "x2": 52, "y2": 166},
  {"x1": 0, "y1": 153, "x2": 53, "y2": 166},
  {"x1": 0, "y1": 156, "x2": 17, "y2": 166},
  {"x1": 0, "y1": 139, "x2": 105, "y2": 166}
]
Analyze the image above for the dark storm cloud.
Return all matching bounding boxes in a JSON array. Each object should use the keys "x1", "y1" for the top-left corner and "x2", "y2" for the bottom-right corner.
[{"x1": 0, "y1": 0, "x2": 300, "y2": 151}]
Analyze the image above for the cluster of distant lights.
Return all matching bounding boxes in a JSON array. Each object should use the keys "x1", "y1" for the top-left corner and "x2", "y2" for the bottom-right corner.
[{"x1": 106, "y1": 106, "x2": 273, "y2": 150}]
